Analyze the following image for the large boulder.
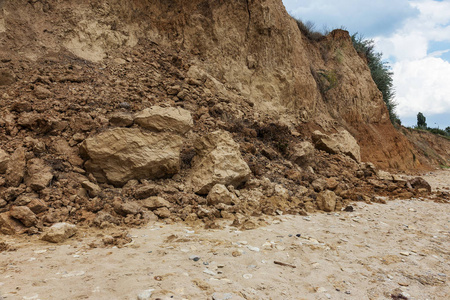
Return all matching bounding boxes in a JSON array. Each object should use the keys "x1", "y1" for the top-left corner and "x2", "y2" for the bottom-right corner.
[
  {"x1": 134, "y1": 106, "x2": 193, "y2": 135},
  {"x1": 80, "y1": 128, "x2": 183, "y2": 186},
  {"x1": 312, "y1": 130, "x2": 361, "y2": 162},
  {"x1": 190, "y1": 130, "x2": 251, "y2": 194}
]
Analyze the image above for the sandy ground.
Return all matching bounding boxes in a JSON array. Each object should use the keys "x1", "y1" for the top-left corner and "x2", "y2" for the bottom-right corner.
[{"x1": 0, "y1": 170, "x2": 449, "y2": 300}]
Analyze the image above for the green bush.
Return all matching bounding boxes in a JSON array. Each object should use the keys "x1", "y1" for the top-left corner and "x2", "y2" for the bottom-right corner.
[{"x1": 351, "y1": 34, "x2": 400, "y2": 126}]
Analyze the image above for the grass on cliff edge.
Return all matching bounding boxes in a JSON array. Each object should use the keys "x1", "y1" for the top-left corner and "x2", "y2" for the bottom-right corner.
[{"x1": 292, "y1": 17, "x2": 400, "y2": 127}]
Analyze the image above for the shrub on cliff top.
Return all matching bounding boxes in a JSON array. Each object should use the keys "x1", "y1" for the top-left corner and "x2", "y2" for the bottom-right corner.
[
  {"x1": 294, "y1": 19, "x2": 325, "y2": 41},
  {"x1": 351, "y1": 34, "x2": 400, "y2": 126}
]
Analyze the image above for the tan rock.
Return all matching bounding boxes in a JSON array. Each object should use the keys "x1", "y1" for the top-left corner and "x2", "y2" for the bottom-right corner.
[
  {"x1": 27, "y1": 198, "x2": 48, "y2": 214},
  {"x1": 81, "y1": 181, "x2": 102, "y2": 198},
  {"x1": 312, "y1": 178, "x2": 327, "y2": 192},
  {"x1": 377, "y1": 170, "x2": 393, "y2": 181},
  {"x1": 134, "y1": 106, "x2": 193, "y2": 135},
  {"x1": 0, "y1": 149, "x2": 9, "y2": 174},
  {"x1": 25, "y1": 158, "x2": 53, "y2": 191},
  {"x1": 139, "y1": 197, "x2": 171, "y2": 210},
  {"x1": 326, "y1": 177, "x2": 339, "y2": 190},
  {"x1": 134, "y1": 184, "x2": 159, "y2": 199},
  {"x1": 317, "y1": 190, "x2": 337, "y2": 212},
  {"x1": 5, "y1": 147, "x2": 26, "y2": 187},
  {"x1": 10, "y1": 206, "x2": 37, "y2": 227},
  {"x1": 290, "y1": 141, "x2": 314, "y2": 165},
  {"x1": 109, "y1": 112, "x2": 134, "y2": 127},
  {"x1": 33, "y1": 85, "x2": 53, "y2": 99},
  {"x1": 190, "y1": 130, "x2": 251, "y2": 194},
  {"x1": 207, "y1": 184, "x2": 237, "y2": 205},
  {"x1": 80, "y1": 128, "x2": 183, "y2": 186},
  {"x1": 41, "y1": 222, "x2": 77, "y2": 243},
  {"x1": 0, "y1": 212, "x2": 27, "y2": 235},
  {"x1": 408, "y1": 177, "x2": 431, "y2": 193},
  {"x1": 312, "y1": 130, "x2": 361, "y2": 162},
  {"x1": 154, "y1": 207, "x2": 171, "y2": 219},
  {"x1": 113, "y1": 201, "x2": 141, "y2": 216}
]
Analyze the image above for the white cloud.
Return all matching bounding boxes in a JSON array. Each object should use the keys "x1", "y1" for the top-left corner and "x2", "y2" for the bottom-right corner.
[
  {"x1": 282, "y1": 0, "x2": 419, "y2": 36},
  {"x1": 393, "y1": 57, "x2": 450, "y2": 118},
  {"x1": 373, "y1": 0, "x2": 450, "y2": 124},
  {"x1": 283, "y1": 0, "x2": 450, "y2": 126}
]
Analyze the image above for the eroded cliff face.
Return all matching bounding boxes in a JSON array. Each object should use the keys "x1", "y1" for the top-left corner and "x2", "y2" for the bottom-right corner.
[
  {"x1": 1, "y1": 0, "x2": 449, "y2": 233},
  {"x1": 5, "y1": 0, "x2": 418, "y2": 170}
]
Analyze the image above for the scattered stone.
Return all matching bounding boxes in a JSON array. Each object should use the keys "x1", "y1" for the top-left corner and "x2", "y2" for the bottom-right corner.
[
  {"x1": 5, "y1": 147, "x2": 26, "y2": 187},
  {"x1": 33, "y1": 85, "x2": 53, "y2": 99},
  {"x1": 10, "y1": 206, "x2": 37, "y2": 227},
  {"x1": 136, "y1": 289, "x2": 154, "y2": 300},
  {"x1": 207, "y1": 184, "x2": 237, "y2": 205},
  {"x1": 0, "y1": 69, "x2": 16, "y2": 86},
  {"x1": 25, "y1": 158, "x2": 53, "y2": 191},
  {"x1": 311, "y1": 178, "x2": 327, "y2": 192},
  {"x1": 189, "y1": 255, "x2": 200, "y2": 261},
  {"x1": 407, "y1": 177, "x2": 432, "y2": 193},
  {"x1": 242, "y1": 274, "x2": 253, "y2": 279},
  {"x1": 81, "y1": 181, "x2": 102, "y2": 198},
  {"x1": 0, "y1": 211, "x2": 26, "y2": 235},
  {"x1": 312, "y1": 130, "x2": 361, "y2": 162},
  {"x1": 134, "y1": 184, "x2": 159, "y2": 199},
  {"x1": 212, "y1": 292, "x2": 234, "y2": 300},
  {"x1": 114, "y1": 201, "x2": 141, "y2": 216},
  {"x1": 190, "y1": 130, "x2": 251, "y2": 194},
  {"x1": 0, "y1": 149, "x2": 9, "y2": 174},
  {"x1": 80, "y1": 128, "x2": 183, "y2": 186},
  {"x1": 343, "y1": 205, "x2": 354, "y2": 212},
  {"x1": 134, "y1": 106, "x2": 193, "y2": 135},
  {"x1": 317, "y1": 190, "x2": 337, "y2": 212},
  {"x1": 203, "y1": 268, "x2": 216, "y2": 276},
  {"x1": 290, "y1": 141, "x2": 314, "y2": 166},
  {"x1": 139, "y1": 197, "x2": 171, "y2": 210},
  {"x1": 109, "y1": 112, "x2": 134, "y2": 127},
  {"x1": 154, "y1": 207, "x2": 170, "y2": 219},
  {"x1": 247, "y1": 245, "x2": 260, "y2": 252},
  {"x1": 400, "y1": 252, "x2": 410, "y2": 256},
  {"x1": 41, "y1": 222, "x2": 77, "y2": 243}
]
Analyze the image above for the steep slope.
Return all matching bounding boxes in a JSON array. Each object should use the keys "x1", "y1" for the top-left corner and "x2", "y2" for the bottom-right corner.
[
  {"x1": 0, "y1": 0, "x2": 425, "y2": 170},
  {"x1": 0, "y1": 0, "x2": 448, "y2": 233}
]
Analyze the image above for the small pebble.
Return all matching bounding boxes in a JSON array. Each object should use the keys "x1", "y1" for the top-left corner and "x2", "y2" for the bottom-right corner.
[
  {"x1": 203, "y1": 269, "x2": 216, "y2": 276},
  {"x1": 189, "y1": 255, "x2": 200, "y2": 262},
  {"x1": 242, "y1": 274, "x2": 253, "y2": 279},
  {"x1": 247, "y1": 246, "x2": 260, "y2": 252},
  {"x1": 296, "y1": 234, "x2": 301, "y2": 237},
  {"x1": 137, "y1": 289, "x2": 154, "y2": 300}
]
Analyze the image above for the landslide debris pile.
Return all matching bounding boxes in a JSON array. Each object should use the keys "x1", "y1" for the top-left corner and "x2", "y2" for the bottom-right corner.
[{"x1": 0, "y1": 0, "x2": 447, "y2": 235}]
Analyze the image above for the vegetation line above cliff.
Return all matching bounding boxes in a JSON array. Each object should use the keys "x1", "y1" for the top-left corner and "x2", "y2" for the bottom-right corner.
[{"x1": 351, "y1": 34, "x2": 399, "y2": 126}]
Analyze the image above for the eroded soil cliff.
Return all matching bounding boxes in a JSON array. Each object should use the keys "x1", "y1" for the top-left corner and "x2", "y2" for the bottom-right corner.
[{"x1": 0, "y1": 0, "x2": 448, "y2": 234}]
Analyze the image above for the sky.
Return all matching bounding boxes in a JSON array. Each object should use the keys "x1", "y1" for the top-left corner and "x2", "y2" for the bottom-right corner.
[{"x1": 283, "y1": 0, "x2": 450, "y2": 129}]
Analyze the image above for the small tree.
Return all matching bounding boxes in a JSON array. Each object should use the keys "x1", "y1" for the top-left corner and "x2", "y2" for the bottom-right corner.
[
  {"x1": 417, "y1": 112, "x2": 427, "y2": 129},
  {"x1": 445, "y1": 126, "x2": 450, "y2": 136}
]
